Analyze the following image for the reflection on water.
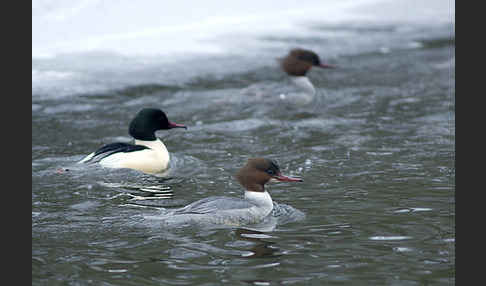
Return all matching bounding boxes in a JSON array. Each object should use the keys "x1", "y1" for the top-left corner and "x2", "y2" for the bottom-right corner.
[{"x1": 235, "y1": 228, "x2": 280, "y2": 258}]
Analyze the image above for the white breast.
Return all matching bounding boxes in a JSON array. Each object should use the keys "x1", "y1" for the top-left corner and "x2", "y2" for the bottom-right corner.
[
  {"x1": 99, "y1": 139, "x2": 170, "y2": 174},
  {"x1": 279, "y1": 76, "x2": 317, "y2": 105},
  {"x1": 244, "y1": 191, "x2": 274, "y2": 218},
  {"x1": 289, "y1": 76, "x2": 316, "y2": 95}
]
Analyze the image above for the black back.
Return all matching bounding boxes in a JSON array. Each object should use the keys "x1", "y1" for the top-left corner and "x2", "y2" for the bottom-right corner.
[{"x1": 82, "y1": 142, "x2": 149, "y2": 164}]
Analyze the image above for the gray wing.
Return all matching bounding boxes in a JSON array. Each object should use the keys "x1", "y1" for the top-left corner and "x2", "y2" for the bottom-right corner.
[{"x1": 171, "y1": 196, "x2": 254, "y2": 215}]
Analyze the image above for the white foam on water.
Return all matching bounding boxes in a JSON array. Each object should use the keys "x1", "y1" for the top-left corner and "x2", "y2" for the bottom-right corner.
[{"x1": 369, "y1": 235, "x2": 412, "y2": 241}]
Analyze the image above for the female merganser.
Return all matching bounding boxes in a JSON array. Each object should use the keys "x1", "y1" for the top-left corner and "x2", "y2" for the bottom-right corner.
[
  {"x1": 156, "y1": 158, "x2": 303, "y2": 226},
  {"x1": 279, "y1": 48, "x2": 335, "y2": 104},
  {"x1": 78, "y1": 108, "x2": 186, "y2": 175}
]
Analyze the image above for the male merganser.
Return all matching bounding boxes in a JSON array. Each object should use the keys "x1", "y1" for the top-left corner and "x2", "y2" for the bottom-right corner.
[
  {"x1": 156, "y1": 158, "x2": 303, "y2": 226},
  {"x1": 78, "y1": 108, "x2": 186, "y2": 175},
  {"x1": 279, "y1": 48, "x2": 335, "y2": 104}
]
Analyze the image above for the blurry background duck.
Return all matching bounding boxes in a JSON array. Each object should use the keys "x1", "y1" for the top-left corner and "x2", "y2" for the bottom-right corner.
[{"x1": 240, "y1": 48, "x2": 336, "y2": 106}]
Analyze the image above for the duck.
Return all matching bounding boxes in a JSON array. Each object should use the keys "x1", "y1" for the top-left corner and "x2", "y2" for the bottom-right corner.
[
  {"x1": 78, "y1": 108, "x2": 186, "y2": 175},
  {"x1": 278, "y1": 48, "x2": 335, "y2": 104},
  {"x1": 156, "y1": 158, "x2": 303, "y2": 226}
]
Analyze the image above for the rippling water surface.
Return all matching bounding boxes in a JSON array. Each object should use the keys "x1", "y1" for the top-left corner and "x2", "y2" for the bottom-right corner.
[{"x1": 32, "y1": 0, "x2": 454, "y2": 284}]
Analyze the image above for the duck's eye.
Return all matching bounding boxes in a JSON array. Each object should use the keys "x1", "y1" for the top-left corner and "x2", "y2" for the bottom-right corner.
[{"x1": 266, "y1": 169, "x2": 275, "y2": 175}]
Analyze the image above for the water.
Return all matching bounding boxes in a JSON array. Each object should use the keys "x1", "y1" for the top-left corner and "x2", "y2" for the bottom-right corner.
[{"x1": 32, "y1": 0, "x2": 455, "y2": 284}]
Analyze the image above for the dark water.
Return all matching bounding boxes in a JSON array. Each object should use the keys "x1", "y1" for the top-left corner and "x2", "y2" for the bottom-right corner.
[{"x1": 32, "y1": 19, "x2": 454, "y2": 285}]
